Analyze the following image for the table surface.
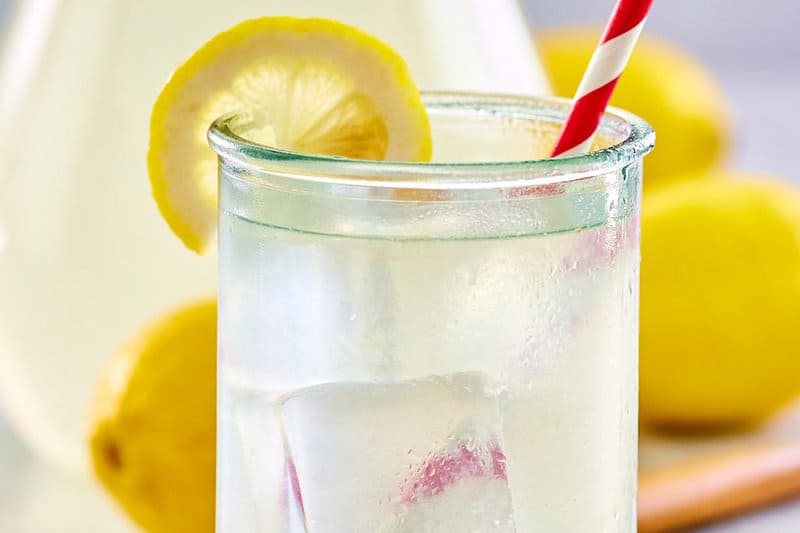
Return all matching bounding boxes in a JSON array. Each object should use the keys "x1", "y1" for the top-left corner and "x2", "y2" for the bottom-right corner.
[{"x1": 4, "y1": 407, "x2": 800, "y2": 533}]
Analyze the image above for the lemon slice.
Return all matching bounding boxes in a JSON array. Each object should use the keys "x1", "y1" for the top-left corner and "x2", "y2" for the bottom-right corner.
[{"x1": 148, "y1": 17, "x2": 432, "y2": 254}]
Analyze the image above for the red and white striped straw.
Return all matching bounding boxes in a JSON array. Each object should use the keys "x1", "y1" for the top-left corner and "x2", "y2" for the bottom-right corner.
[{"x1": 550, "y1": 0, "x2": 654, "y2": 157}]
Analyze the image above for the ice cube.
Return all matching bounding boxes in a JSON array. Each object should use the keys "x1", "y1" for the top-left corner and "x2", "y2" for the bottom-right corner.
[
  {"x1": 388, "y1": 475, "x2": 515, "y2": 532},
  {"x1": 232, "y1": 397, "x2": 306, "y2": 532},
  {"x1": 385, "y1": 440, "x2": 514, "y2": 532},
  {"x1": 278, "y1": 372, "x2": 516, "y2": 532}
]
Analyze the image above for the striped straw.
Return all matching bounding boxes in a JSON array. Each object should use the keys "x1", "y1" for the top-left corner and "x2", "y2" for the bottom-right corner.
[{"x1": 551, "y1": 0, "x2": 654, "y2": 157}]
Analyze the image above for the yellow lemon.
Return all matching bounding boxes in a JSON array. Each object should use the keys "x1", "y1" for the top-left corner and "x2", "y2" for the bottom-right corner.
[
  {"x1": 89, "y1": 298, "x2": 216, "y2": 533},
  {"x1": 640, "y1": 176, "x2": 800, "y2": 429},
  {"x1": 148, "y1": 17, "x2": 432, "y2": 254},
  {"x1": 538, "y1": 28, "x2": 731, "y2": 188}
]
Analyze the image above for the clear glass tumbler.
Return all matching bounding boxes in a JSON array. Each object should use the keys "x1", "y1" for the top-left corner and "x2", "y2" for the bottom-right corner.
[{"x1": 210, "y1": 93, "x2": 654, "y2": 532}]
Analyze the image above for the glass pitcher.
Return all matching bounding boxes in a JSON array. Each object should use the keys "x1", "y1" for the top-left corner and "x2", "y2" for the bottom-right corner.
[{"x1": 0, "y1": 0, "x2": 550, "y2": 471}]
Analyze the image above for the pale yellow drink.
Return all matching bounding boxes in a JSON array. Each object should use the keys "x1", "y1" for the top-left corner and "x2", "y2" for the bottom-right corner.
[{"x1": 212, "y1": 93, "x2": 652, "y2": 531}]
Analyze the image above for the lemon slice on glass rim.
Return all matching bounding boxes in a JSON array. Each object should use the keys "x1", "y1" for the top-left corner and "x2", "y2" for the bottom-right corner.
[{"x1": 148, "y1": 16, "x2": 432, "y2": 254}]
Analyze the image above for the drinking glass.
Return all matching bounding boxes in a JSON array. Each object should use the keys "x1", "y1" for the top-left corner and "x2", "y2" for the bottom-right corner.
[{"x1": 211, "y1": 93, "x2": 654, "y2": 532}]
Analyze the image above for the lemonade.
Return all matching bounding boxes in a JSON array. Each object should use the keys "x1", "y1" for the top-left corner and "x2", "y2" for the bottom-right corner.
[
  {"x1": 212, "y1": 93, "x2": 652, "y2": 532},
  {"x1": 0, "y1": 0, "x2": 547, "y2": 469}
]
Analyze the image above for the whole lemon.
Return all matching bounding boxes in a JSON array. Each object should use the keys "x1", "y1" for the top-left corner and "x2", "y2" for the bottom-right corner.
[
  {"x1": 538, "y1": 28, "x2": 731, "y2": 188},
  {"x1": 89, "y1": 298, "x2": 216, "y2": 533},
  {"x1": 640, "y1": 176, "x2": 800, "y2": 429}
]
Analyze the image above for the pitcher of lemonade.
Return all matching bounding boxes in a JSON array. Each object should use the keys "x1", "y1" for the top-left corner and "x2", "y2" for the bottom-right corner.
[{"x1": 0, "y1": 0, "x2": 549, "y2": 470}]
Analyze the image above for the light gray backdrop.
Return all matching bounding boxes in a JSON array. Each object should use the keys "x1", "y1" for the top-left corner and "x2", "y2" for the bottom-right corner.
[{"x1": 525, "y1": 0, "x2": 800, "y2": 182}]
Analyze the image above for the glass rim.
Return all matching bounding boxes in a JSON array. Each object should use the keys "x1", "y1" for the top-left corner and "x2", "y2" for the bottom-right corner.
[{"x1": 208, "y1": 92, "x2": 655, "y2": 191}]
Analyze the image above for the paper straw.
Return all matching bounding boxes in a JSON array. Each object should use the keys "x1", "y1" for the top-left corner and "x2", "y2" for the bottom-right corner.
[{"x1": 551, "y1": 0, "x2": 654, "y2": 157}]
